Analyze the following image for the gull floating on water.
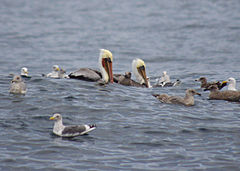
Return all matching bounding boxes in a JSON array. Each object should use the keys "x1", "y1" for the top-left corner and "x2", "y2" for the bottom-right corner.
[
  {"x1": 49, "y1": 113, "x2": 96, "y2": 137},
  {"x1": 195, "y1": 77, "x2": 226, "y2": 90},
  {"x1": 69, "y1": 49, "x2": 113, "y2": 83},
  {"x1": 154, "y1": 71, "x2": 181, "y2": 87},
  {"x1": 20, "y1": 67, "x2": 30, "y2": 77},
  {"x1": 45, "y1": 65, "x2": 69, "y2": 79},
  {"x1": 153, "y1": 89, "x2": 201, "y2": 106},
  {"x1": 9, "y1": 75, "x2": 27, "y2": 94},
  {"x1": 223, "y1": 77, "x2": 237, "y2": 91},
  {"x1": 205, "y1": 85, "x2": 240, "y2": 102}
]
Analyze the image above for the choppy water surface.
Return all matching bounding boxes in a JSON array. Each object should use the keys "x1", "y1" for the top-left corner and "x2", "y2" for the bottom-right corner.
[{"x1": 1, "y1": 0, "x2": 240, "y2": 170}]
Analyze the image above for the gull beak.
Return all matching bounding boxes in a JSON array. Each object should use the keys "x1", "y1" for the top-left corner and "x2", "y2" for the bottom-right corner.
[{"x1": 49, "y1": 116, "x2": 55, "y2": 120}]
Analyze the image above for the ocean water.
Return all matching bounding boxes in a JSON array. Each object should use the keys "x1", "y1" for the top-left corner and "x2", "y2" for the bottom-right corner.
[{"x1": 0, "y1": 0, "x2": 240, "y2": 170}]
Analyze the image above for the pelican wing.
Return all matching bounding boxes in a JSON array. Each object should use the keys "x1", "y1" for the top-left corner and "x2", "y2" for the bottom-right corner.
[{"x1": 69, "y1": 68, "x2": 102, "y2": 81}]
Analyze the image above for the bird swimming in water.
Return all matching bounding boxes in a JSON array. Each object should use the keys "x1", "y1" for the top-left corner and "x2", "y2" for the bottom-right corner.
[
  {"x1": 223, "y1": 77, "x2": 237, "y2": 91},
  {"x1": 9, "y1": 75, "x2": 27, "y2": 94},
  {"x1": 49, "y1": 113, "x2": 96, "y2": 138},
  {"x1": 20, "y1": 67, "x2": 31, "y2": 78},
  {"x1": 154, "y1": 71, "x2": 181, "y2": 87},
  {"x1": 45, "y1": 65, "x2": 69, "y2": 78},
  {"x1": 205, "y1": 85, "x2": 240, "y2": 102},
  {"x1": 153, "y1": 89, "x2": 201, "y2": 106},
  {"x1": 115, "y1": 58, "x2": 151, "y2": 88},
  {"x1": 195, "y1": 77, "x2": 227, "y2": 90},
  {"x1": 69, "y1": 49, "x2": 113, "y2": 84}
]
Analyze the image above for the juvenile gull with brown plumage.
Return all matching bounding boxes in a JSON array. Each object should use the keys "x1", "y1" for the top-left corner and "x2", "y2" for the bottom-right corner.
[
  {"x1": 195, "y1": 77, "x2": 226, "y2": 90},
  {"x1": 49, "y1": 113, "x2": 96, "y2": 137},
  {"x1": 153, "y1": 89, "x2": 201, "y2": 106},
  {"x1": 206, "y1": 85, "x2": 240, "y2": 102},
  {"x1": 9, "y1": 75, "x2": 27, "y2": 94}
]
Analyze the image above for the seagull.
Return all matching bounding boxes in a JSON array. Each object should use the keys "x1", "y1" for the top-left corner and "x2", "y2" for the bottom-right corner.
[
  {"x1": 153, "y1": 89, "x2": 201, "y2": 106},
  {"x1": 223, "y1": 77, "x2": 237, "y2": 91},
  {"x1": 45, "y1": 65, "x2": 68, "y2": 78},
  {"x1": 206, "y1": 85, "x2": 240, "y2": 102},
  {"x1": 20, "y1": 67, "x2": 30, "y2": 77},
  {"x1": 154, "y1": 71, "x2": 181, "y2": 87},
  {"x1": 49, "y1": 113, "x2": 96, "y2": 137},
  {"x1": 9, "y1": 75, "x2": 27, "y2": 94},
  {"x1": 195, "y1": 77, "x2": 226, "y2": 90}
]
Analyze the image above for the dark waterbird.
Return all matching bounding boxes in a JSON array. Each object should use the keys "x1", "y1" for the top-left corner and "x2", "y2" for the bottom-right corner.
[{"x1": 195, "y1": 77, "x2": 227, "y2": 90}]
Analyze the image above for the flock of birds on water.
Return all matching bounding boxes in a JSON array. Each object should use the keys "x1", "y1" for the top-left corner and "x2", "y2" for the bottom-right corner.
[{"x1": 8, "y1": 49, "x2": 240, "y2": 138}]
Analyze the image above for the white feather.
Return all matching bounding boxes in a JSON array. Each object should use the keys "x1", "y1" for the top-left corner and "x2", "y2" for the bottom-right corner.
[
  {"x1": 227, "y1": 77, "x2": 237, "y2": 91},
  {"x1": 132, "y1": 58, "x2": 144, "y2": 84},
  {"x1": 99, "y1": 49, "x2": 109, "y2": 83}
]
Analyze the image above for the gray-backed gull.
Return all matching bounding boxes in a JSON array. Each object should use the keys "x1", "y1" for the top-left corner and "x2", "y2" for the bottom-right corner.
[{"x1": 49, "y1": 113, "x2": 96, "y2": 137}]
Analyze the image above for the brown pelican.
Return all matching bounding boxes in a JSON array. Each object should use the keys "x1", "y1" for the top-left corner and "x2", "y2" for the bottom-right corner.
[
  {"x1": 153, "y1": 89, "x2": 201, "y2": 106},
  {"x1": 115, "y1": 58, "x2": 150, "y2": 88},
  {"x1": 49, "y1": 113, "x2": 96, "y2": 137},
  {"x1": 195, "y1": 77, "x2": 227, "y2": 90},
  {"x1": 206, "y1": 85, "x2": 240, "y2": 102},
  {"x1": 69, "y1": 49, "x2": 113, "y2": 83},
  {"x1": 9, "y1": 75, "x2": 27, "y2": 94}
]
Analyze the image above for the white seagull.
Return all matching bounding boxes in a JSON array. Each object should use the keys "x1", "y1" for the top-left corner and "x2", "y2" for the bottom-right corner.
[
  {"x1": 224, "y1": 77, "x2": 237, "y2": 91},
  {"x1": 49, "y1": 113, "x2": 96, "y2": 137}
]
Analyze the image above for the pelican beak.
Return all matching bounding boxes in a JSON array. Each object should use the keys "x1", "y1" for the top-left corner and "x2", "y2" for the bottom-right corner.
[
  {"x1": 138, "y1": 66, "x2": 149, "y2": 88},
  {"x1": 103, "y1": 58, "x2": 113, "y2": 83},
  {"x1": 49, "y1": 116, "x2": 55, "y2": 120}
]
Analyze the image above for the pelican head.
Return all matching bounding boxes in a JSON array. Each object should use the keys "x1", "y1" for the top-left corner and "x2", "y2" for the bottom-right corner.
[
  {"x1": 132, "y1": 58, "x2": 149, "y2": 88},
  {"x1": 99, "y1": 49, "x2": 113, "y2": 83},
  {"x1": 53, "y1": 65, "x2": 60, "y2": 72},
  {"x1": 21, "y1": 67, "x2": 28, "y2": 76}
]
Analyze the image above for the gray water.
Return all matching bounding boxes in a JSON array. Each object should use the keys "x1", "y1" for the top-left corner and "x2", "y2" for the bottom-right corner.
[{"x1": 1, "y1": 0, "x2": 240, "y2": 170}]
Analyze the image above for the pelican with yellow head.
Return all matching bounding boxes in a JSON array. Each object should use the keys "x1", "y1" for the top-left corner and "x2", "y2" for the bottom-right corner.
[
  {"x1": 132, "y1": 58, "x2": 150, "y2": 88},
  {"x1": 69, "y1": 49, "x2": 114, "y2": 83}
]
